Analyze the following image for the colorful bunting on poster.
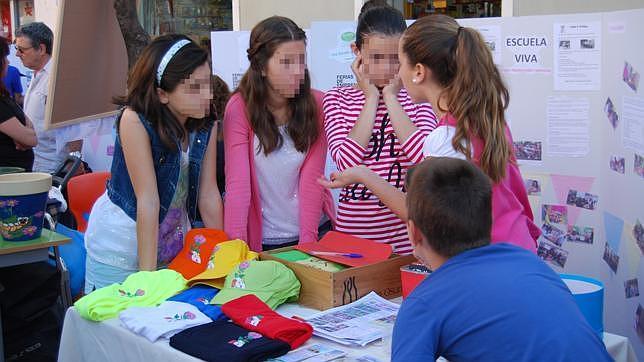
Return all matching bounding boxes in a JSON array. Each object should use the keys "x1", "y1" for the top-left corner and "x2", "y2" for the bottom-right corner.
[{"x1": 550, "y1": 174, "x2": 595, "y2": 225}]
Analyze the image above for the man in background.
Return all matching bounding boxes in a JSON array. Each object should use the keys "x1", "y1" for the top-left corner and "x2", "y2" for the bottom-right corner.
[{"x1": 15, "y1": 22, "x2": 82, "y2": 173}]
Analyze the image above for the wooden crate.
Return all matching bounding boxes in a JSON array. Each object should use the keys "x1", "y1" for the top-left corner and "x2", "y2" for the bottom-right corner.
[{"x1": 260, "y1": 246, "x2": 415, "y2": 310}]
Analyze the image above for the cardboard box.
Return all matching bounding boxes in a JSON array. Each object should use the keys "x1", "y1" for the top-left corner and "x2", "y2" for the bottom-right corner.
[{"x1": 260, "y1": 246, "x2": 416, "y2": 310}]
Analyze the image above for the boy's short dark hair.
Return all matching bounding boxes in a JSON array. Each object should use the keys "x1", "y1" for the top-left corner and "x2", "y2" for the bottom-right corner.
[
  {"x1": 406, "y1": 157, "x2": 492, "y2": 258},
  {"x1": 16, "y1": 22, "x2": 53, "y2": 55}
]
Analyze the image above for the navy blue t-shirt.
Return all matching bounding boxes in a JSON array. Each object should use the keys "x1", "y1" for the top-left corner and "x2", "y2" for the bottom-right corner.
[{"x1": 392, "y1": 243, "x2": 612, "y2": 362}]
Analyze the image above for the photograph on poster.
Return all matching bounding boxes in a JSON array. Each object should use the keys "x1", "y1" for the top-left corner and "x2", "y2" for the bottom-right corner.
[
  {"x1": 559, "y1": 40, "x2": 570, "y2": 49},
  {"x1": 566, "y1": 225, "x2": 594, "y2": 244},
  {"x1": 542, "y1": 223, "x2": 566, "y2": 246},
  {"x1": 513, "y1": 141, "x2": 542, "y2": 161},
  {"x1": 542, "y1": 205, "x2": 568, "y2": 225},
  {"x1": 603, "y1": 242, "x2": 620, "y2": 274},
  {"x1": 609, "y1": 156, "x2": 625, "y2": 174},
  {"x1": 625, "y1": 279, "x2": 640, "y2": 299},
  {"x1": 623, "y1": 61, "x2": 640, "y2": 92},
  {"x1": 524, "y1": 178, "x2": 541, "y2": 196},
  {"x1": 635, "y1": 153, "x2": 644, "y2": 178},
  {"x1": 566, "y1": 190, "x2": 599, "y2": 210},
  {"x1": 537, "y1": 240, "x2": 568, "y2": 268},
  {"x1": 580, "y1": 39, "x2": 595, "y2": 49},
  {"x1": 604, "y1": 97, "x2": 619, "y2": 129},
  {"x1": 634, "y1": 219, "x2": 644, "y2": 255},
  {"x1": 637, "y1": 304, "x2": 644, "y2": 342}
]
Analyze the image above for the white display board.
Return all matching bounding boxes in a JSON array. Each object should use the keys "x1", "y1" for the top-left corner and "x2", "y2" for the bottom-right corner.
[
  {"x1": 211, "y1": 11, "x2": 644, "y2": 359},
  {"x1": 463, "y1": 12, "x2": 643, "y2": 358},
  {"x1": 307, "y1": 21, "x2": 358, "y2": 91},
  {"x1": 211, "y1": 30, "x2": 251, "y2": 90}
]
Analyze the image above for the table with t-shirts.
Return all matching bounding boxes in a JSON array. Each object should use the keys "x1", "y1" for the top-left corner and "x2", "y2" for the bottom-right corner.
[
  {"x1": 59, "y1": 301, "x2": 393, "y2": 362},
  {"x1": 58, "y1": 299, "x2": 637, "y2": 362},
  {"x1": 57, "y1": 232, "x2": 638, "y2": 362}
]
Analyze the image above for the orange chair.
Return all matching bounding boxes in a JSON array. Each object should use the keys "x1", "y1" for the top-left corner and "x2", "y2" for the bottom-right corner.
[{"x1": 66, "y1": 172, "x2": 111, "y2": 232}]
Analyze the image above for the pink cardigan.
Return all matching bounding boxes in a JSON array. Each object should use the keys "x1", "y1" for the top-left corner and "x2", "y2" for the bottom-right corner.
[
  {"x1": 223, "y1": 90, "x2": 336, "y2": 251},
  {"x1": 442, "y1": 114, "x2": 540, "y2": 253}
]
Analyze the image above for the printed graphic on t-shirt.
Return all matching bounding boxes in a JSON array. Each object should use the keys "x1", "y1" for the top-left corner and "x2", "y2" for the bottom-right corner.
[
  {"x1": 196, "y1": 297, "x2": 211, "y2": 305},
  {"x1": 164, "y1": 311, "x2": 196, "y2": 322},
  {"x1": 245, "y1": 315, "x2": 263, "y2": 327},
  {"x1": 231, "y1": 261, "x2": 250, "y2": 289},
  {"x1": 228, "y1": 332, "x2": 262, "y2": 347},
  {"x1": 189, "y1": 234, "x2": 207, "y2": 263},
  {"x1": 118, "y1": 288, "x2": 145, "y2": 298},
  {"x1": 207, "y1": 245, "x2": 221, "y2": 270},
  {"x1": 340, "y1": 113, "x2": 404, "y2": 205}
]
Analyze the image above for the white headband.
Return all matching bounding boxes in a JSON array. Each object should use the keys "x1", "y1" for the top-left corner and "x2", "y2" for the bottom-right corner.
[{"x1": 156, "y1": 39, "x2": 191, "y2": 85}]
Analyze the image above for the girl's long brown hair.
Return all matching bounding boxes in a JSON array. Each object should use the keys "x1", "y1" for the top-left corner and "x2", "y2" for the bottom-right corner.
[
  {"x1": 403, "y1": 15, "x2": 511, "y2": 183},
  {"x1": 237, "y1": 16, "x2": 319, "y2": 155}
]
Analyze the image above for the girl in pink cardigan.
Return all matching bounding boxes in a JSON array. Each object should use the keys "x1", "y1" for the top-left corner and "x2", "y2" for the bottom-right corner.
[{"x1": 223, "y1": 16, "x2": 335, "y2": 252}]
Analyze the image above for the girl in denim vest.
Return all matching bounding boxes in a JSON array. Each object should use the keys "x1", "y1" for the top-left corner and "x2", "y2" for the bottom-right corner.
[{"x1": 84, "y1": 35, "x2": 223, "y2": 292}]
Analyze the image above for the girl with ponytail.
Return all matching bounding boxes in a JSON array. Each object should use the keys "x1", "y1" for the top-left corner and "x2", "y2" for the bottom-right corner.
[{"x1": 321, "y1": 15, "x2": 539, "y2": 252}]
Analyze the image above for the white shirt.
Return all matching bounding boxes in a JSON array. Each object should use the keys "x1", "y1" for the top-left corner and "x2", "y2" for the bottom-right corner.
[
  {"x1": 422, "y1": 125, "x2": 468, "y2": 160},
  {"x1": 119, "y1": 301, "x2": 211, "y2": 342},
  {"x1": 85, "y1": 150, "x2": 190, "y2": 270},
  {"x1": 253, "y1": 125, "x2": 305, "y2": 242},
  {"x1": 24, "y1": 58, "x2": 65, "y2": 173}
]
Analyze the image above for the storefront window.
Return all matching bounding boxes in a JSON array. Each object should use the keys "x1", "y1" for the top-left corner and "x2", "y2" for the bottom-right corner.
[
  {"x1": 1, "y1": 0, "x2": 11, "y2": 39},
  {"x1": 403, "y1": 0, "x2": 501, "y2": 19},
  {"x1": 15, "y1": 0, "x2": 34, "y2": 28},
  {"x1": 139, "y1": 0, "x2": 232, "y2": 44}
]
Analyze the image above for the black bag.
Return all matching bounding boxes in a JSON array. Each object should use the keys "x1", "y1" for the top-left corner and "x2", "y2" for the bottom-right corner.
[{"x1": 0, "y1": 262, "x2": 64, "y2": 362}]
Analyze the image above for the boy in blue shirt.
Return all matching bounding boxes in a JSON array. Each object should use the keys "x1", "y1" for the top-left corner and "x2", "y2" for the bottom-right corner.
[{"x1": 392, "y1": 157, "x2": 612, "y2": 362}]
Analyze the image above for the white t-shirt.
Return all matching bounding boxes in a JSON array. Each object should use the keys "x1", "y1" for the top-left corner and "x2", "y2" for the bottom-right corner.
[
  {"x1": 119, "y1": 301, "x2": 211, "y2": 342},
  {"x1": 85, "y1": 150, "x2": 190, "y2": 270},
  {"x1": 253, "y1": 125, "x2": 305, "y2": 243},
  {"x1": 422, "y1": 125, "x2": 468, "y2": 159}
]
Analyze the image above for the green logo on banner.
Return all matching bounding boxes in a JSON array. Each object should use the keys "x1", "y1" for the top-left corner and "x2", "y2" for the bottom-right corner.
[{"x1": 341, "y1": 31, "x2": 355, "y2": 42}]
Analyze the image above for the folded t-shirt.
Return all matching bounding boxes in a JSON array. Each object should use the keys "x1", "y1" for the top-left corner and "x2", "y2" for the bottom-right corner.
[
  {"x1": 222, "y1": 294, "x2": 313, "y2": 349},
  {"x1": 170, "y1": 321, "x2": 291, "y2": 362},
  {"x1": 167, "y1": 285, "x2": 225, "y2": 320},
  {"x1": 75, "y1": 270, "x2": 187, "y2": 321},
  {"x1": 119, "y1": 301, "x2": 211, "y2": 342}
]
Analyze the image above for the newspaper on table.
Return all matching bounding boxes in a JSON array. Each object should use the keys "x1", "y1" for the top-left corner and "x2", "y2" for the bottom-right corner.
[
  {"x1": 268, "y1": 343, "x2": 347, "y2": 362},
  {"x1": 304, "y1": 292, "x2": 400, "y2": 347}
]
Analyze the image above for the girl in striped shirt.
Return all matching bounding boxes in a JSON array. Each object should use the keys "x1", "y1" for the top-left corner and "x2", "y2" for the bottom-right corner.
[
  {"x1": 321, "y1": 15, "x2": 539, "y2": 253},
  {"x1": 323, "y1": 5, "x2": 437, "y2": 254}
]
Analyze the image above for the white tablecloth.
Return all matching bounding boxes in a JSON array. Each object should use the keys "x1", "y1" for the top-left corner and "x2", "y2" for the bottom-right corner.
[{"x1": 58, "y1": 302, "x2": 637, "y2": 362}]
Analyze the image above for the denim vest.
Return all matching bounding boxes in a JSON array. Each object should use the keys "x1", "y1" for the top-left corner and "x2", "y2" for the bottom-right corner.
[{"x1": 107, "y1": 111, "x2": 213, "y2": 225}]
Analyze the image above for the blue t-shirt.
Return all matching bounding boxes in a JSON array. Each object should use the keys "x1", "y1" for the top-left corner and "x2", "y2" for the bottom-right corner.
[
  {"x1": 392, "y1": 243, "x2": 612, "y2": 362},
  {"x1": 167, "y1": 285, "x2": 226, "y2": 321},
  {"x1": 3, "y1": 65, "x2": 22, "y2": 98}
]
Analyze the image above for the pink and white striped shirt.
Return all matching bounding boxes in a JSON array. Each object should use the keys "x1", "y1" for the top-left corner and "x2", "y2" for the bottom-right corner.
[{"x1": 323, "y1": 87, "x2": 437, "y2": 254}]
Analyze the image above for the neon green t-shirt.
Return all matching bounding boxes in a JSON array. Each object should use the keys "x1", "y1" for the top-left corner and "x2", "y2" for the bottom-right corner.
[{"x1": 75, "y1": 269, "x2": 187, "y2": 321}]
